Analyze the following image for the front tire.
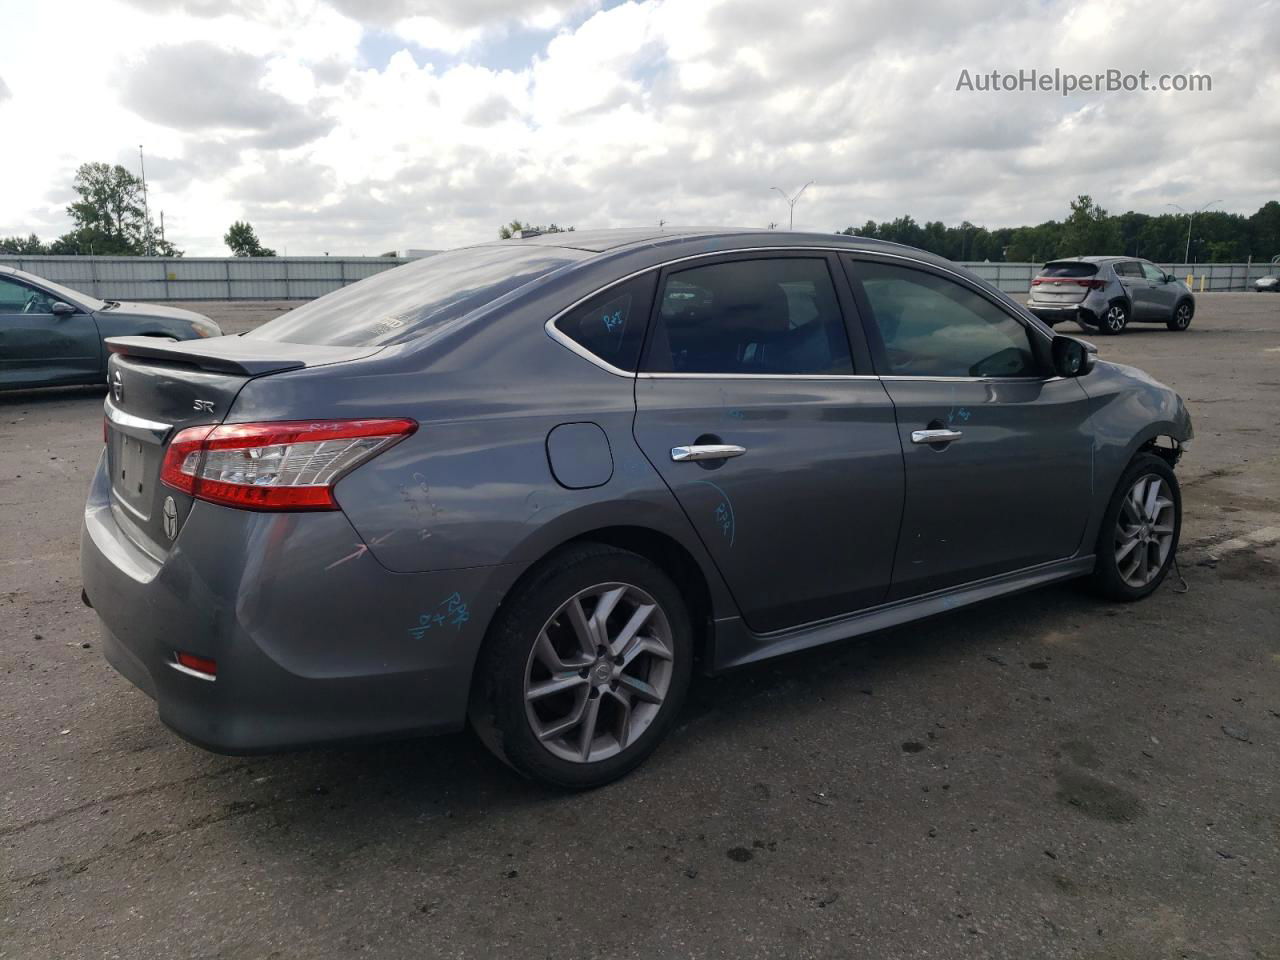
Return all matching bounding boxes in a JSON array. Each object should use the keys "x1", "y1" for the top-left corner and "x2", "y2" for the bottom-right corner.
[
  {"x1": 469, "y1": 543, "x2": 693, "y2": 789},
  {"x1": 1090, "y1": 453, "x2": 1181, "y2": 601},
  {"x1": 1099, "y1": 301, "x2": 1130, "y2": 335},
  {"x1": 1166, "y1": 299, "x2": 1193, "y2": 331}
]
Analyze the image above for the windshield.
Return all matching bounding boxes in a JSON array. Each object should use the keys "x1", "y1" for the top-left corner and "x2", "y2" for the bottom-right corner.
[
  {"x1": 18, "y1": 271, "x2": 104, "y2": 311},
  {"x1": 248, "y1": 245, "x2": 590, "y2": 347}
]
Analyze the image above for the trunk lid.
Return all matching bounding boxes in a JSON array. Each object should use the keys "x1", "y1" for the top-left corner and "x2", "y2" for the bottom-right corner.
[
  {"x1": 102, "y1": 336, "x2": 381, "y2": 558},
  {"x1": 1031, "y1": 261, "x2": 1099, "y2": 305}
]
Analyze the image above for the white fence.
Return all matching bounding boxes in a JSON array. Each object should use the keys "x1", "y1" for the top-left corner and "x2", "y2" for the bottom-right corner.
[
  {"x1": 1, "y1": 254, "x2": 1274, "y2": 301},
  {"x1": 0, "y1": 255, "x2": 410, "y2": 301}
]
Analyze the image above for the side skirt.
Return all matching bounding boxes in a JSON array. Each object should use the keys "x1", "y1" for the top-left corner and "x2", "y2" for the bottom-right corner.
[{"x1": 708, "y1": 556, "x2": 1095, "y2": 672}]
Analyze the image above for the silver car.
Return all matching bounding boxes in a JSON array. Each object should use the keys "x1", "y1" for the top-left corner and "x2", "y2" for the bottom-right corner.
[
  {"x1": 0, "y1": 264, "x2": 221, "y2": 390},
  {"x1": 1255, "y1": 275, "x2": 1279, "y2": 293},
  {"x1": 1027, "y1": 256, "x2": 1195, "y2": 334}
]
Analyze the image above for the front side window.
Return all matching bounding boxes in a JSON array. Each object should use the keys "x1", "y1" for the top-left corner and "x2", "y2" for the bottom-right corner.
[
  {"x1": 1140, "y1": 262, "x2": 1167, "y2": 283},
  {"x1": 852, "y1": 261, "x2": 1038, "y2": 378},
  {"x1": 0, "y1": 278, "x2": 50, "y2": 315},
  {"x1": 643, "y1": 258, "x2": 853, "y2": 375},
  {"x1": 553, "y1": 272, "x2": 656, "y2": 371}
]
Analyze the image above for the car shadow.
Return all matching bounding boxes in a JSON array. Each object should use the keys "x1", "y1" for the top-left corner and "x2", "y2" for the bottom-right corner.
[{"x1": 192, "y1": 577, "x2": 1110, "y2": 851}]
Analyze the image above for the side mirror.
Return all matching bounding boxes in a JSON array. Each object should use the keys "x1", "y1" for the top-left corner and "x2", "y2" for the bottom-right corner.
[
  {"x1": 1164, "y1": 273, "x2": 1176, "y2": 283},
  {"x1": 1052, "y1": 335, "x2": 1096, "y2": 378},
  {"x1": 50, "y1": 301, "x2": 76, "y2": 315}
]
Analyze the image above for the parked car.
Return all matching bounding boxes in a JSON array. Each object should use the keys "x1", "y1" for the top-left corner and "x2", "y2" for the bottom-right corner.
[
  {"x1": 0, "y1": 264, "x2": 220, "y2": 390},
  {"x1": 1027, "y1": 256, "x2": 1195, "y2": 334},
  {"x1": 81, "y1": 229, "x2": 1192, "y2": 788},
  {"x1": 1255, "y1": 275, "x2": 1279, "y2": 292}
]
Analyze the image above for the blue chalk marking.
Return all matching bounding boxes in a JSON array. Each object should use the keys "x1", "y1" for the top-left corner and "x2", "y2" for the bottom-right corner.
[
  {"x1": 407, "y1": 592, "x2": 471, "y2": 638},
  {"x1": 691, "y1": 479, "x2": 736, "y2": 548}
]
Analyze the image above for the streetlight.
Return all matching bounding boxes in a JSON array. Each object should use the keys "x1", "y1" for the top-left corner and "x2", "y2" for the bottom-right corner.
[
  {"x1": 771, "y1": 181, "x2": 814, "y2": 231},
  {"x1": 1166, "y1": 200, "x2": 1220, "y2": 264},
  {"x1": 138, "y1": 145, "x2": 152, "y2": 256}
]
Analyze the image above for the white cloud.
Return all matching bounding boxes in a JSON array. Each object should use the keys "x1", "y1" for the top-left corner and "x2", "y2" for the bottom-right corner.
[{"x1": 0, "y1": 0, "x2": 1276, "y2": 255}]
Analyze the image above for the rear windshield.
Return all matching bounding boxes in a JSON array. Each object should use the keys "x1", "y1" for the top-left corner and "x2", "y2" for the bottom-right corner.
[
  {"x1": 1038, "y1": 262, "x2": 1098, "y2": 279},
  {"x1": 247, "y1": 245, "x2": 588, "y2": 347}
]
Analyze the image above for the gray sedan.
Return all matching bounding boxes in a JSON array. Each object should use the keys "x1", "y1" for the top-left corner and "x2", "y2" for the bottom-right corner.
[
  {"x1": 81, "y1": 228, "x2": 1192, "y2": 788},
  {"x1": 0, "y1": 264, "x2": 220, "y2": 390}
]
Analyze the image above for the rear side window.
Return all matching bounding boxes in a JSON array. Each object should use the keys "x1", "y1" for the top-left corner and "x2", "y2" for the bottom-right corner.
[
  {"x1": 851, "y1": 260, "x2": 1037, "y2": 378},
  {"x1": 1038, "y1": 262, "x2": 1098, "y2": 279},
  {"x1": 642, "y1": 258, "x2": 854, "y2": 375},
  {"x1": 1113, "y1": 261, "x2": 1142, "y2": 278},
  {"x1": 553, "y1": 272, "x2": 656, "y2": 371},
  {"x1": 248, "y1": 245, "x2": 589, "y2": 347}
]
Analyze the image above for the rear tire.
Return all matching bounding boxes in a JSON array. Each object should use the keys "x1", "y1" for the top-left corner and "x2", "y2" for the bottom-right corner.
[
  {"x1": 1090, "y1": 453, "x2": 1181, "y2": 602},
  {"x1": 469, "y1": 543, "x2": 693, "y2": 789},
  {"x1": 1166, "y1": 299, "x2": 1193, "y2": 331},
  {"x1": 1099, "y1": 301, "x2": 1129, "y2": 335}
]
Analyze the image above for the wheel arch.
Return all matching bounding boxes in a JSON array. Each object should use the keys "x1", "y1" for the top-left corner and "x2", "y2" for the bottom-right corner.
[{"x1": 483, "y1": 523, "x2": 723, "y2": 676}]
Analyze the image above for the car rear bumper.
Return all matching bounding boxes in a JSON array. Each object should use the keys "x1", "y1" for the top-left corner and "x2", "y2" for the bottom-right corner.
[
  {"x1": 1027, "y1": 302, "x2": 1099, "y2": 326},
  {"x1": 80, "y1": 451, "x2": 518, "y2": 754}
]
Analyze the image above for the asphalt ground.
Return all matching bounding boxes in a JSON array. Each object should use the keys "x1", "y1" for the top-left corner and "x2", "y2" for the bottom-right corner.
[{"x1": 2, "y1": 293, "x2": 1278, "y2": 959}]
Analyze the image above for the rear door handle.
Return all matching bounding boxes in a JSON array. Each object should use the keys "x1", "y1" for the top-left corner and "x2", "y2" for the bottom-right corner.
[
  {"x1": 671, "y1": 444, "x2": 747, "y2": 462},
  {"x1": 911, "y1": 428, "x2": 963, "y2": 444}
]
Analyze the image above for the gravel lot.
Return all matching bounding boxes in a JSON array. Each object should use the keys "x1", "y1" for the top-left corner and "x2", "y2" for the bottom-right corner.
[{"x1": 2, "y1": 294, "x2": 1278, "y2": 959}]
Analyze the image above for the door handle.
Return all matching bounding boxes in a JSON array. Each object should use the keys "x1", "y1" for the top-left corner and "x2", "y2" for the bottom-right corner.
[
  {"x1": 911, "y1": 428, "x2": 963, "y2": 445},
  {"x1": 671, "y1": 444, "x2": 747, "y2": 462}
]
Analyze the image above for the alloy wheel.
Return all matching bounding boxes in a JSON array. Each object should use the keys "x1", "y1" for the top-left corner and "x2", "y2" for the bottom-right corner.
[
  {"x1": 523, "y1": 582, "x2": 675, "y2": 764},
  {"x1": 1114, "y1": 474, "x2": 1176, "y2": 588},
  {"x1": 1104, "y1": 304, "x2": 1128, "y2": 332},
  {"x1": 1173, "y1": 303, "x2": 1192, "y2": 329}
]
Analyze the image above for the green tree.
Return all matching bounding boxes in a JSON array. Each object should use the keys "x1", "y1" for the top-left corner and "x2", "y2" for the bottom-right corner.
[
  {"x1": 1057, "y1": 195, "x2": 1123, "y2": 257},
  {"x1": 63, "y1": 162, "x2": 148, "y2": 254},
  {"x1": 1248, "y1": 201, "x2": 1280, "y2": 262},
  {"x1": 498, "y1": 220, "x2": 574, "y2": 239},
  {"x1": 0, "y1": 233, "x2": 50, "y2": 254},
  {"x1": 51, "y1": 162, "x2": 181, "y2": 255},
  {"x1": 224, "y1": 220, "x2": 276, "y2": 257}
]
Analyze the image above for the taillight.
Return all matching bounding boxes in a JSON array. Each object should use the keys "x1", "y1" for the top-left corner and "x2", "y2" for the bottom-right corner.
[
  {"x1": 159, "y1": 418, "x2": 416, "y2": 511},
  {"x1": 1034, "y1": 277, "x2": 1104, "y2": 289}
]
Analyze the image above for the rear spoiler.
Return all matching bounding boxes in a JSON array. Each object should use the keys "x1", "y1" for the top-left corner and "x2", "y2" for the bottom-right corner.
[{"x1": 105, "y1": 336, "x2": 379, "y2": 377}]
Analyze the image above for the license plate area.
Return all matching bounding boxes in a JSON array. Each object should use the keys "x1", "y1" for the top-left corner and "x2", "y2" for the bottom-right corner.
[{"x1": 110, "y1": 428, "x2": 156, "y2": 520}]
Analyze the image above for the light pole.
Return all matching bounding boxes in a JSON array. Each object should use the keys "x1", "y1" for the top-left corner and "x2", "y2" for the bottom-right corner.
[
  {"x1": 138, "y1": 144, "x2": 152, "y2": 256},
  {"x1": 1167, "y1": 200, "x2": 1220, "y2": 264},
  {"x1": 771, "y1": 181, "x2": 814, "y2": 231}
]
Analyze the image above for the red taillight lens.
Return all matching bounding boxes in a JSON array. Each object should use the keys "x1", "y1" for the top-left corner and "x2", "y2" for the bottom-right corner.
[
  {"x1": 159, "y1": 418, "x2": 416, "y2": 511},
  {"x1": 1074, "y1": 278, "x2": 1106, "y2": 289},
  {"x1": 175, "y1": 651, "x2": 217, "y2": 677},
  {"x1": 159, "y1": 425, "x2": 215, "y2": 494}
]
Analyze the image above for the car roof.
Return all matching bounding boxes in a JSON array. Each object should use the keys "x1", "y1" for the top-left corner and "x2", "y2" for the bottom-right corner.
[
  {"x1": 478, "y1": 225, "x2": 949, "y2": 261},
  {"x1": 1048, "y1": 255, "x2": 1142, "y2": 264}
]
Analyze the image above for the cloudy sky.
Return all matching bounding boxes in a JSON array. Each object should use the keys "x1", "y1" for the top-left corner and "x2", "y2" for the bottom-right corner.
[{"x1": 0, "y1": 0, "x2": 1277, "y2": 256}]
